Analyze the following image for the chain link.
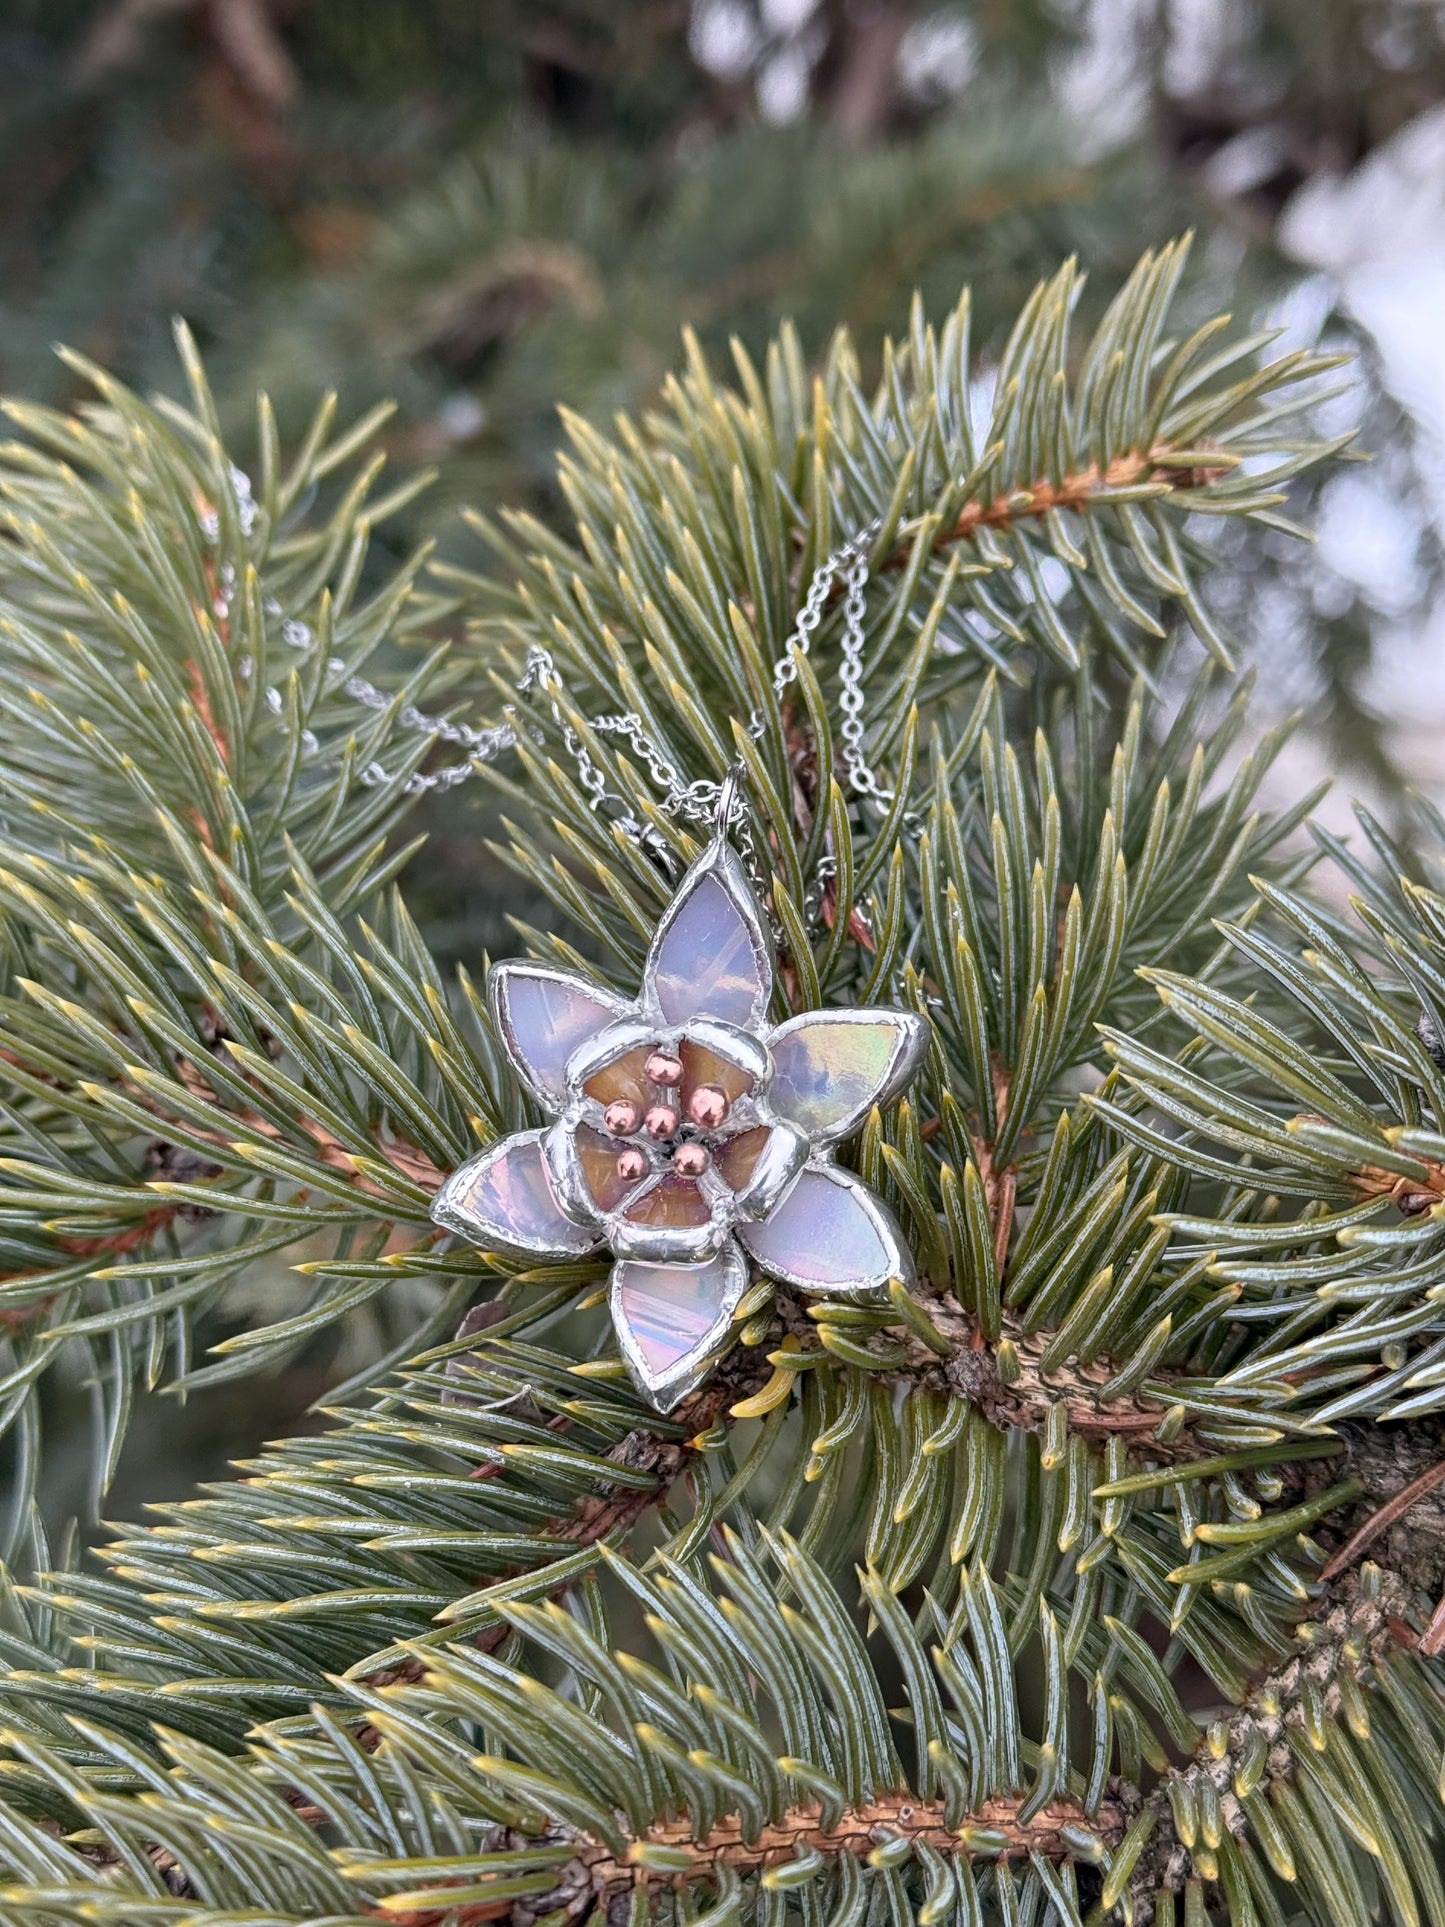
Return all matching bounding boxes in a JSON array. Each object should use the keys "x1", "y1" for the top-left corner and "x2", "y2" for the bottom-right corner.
[
  {"x1": 242, "y1": 607, "x2": 520, "y2": 795},
  {"x1": 508, "y1": 524, "x2": 896, "y2": 894},
  {"x1": 223, "y1": 486, "x2": 896, "y2": 823},
  {"x1": 751, "y1": 518, "x2": 883, "y2": 794}
]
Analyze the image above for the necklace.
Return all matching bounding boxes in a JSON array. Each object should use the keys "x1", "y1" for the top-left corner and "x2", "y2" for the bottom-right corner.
[
  {"x1": 426, "y1": 530, "x2": 930, "y2": 1409},
  {"x1": 350, "y1": 517, "x2": 893, "y2": 815}
]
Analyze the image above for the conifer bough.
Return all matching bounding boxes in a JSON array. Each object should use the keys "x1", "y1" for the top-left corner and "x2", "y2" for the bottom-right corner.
[{"x1": 0, "y1": 240, "x2": 1441, "y2": 1927}]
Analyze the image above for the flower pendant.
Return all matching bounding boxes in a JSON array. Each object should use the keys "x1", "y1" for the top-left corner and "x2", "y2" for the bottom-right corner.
[{"x1": 432, "y1": 834, "x2": 928, "y2": 1410}]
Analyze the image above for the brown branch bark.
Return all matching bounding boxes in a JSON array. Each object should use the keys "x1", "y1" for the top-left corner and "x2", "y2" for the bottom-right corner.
[
  {"x1": 897, "y1": 443, "x2": 1231, "y2": 570},
  {"x1": 1350, "y1": 1157, "x2": 1445, "y2": 1216},
  {"x1": 886, "y1": 1289, "x2": 1199, "y2": 1454},
  {"x1": 971, "y1": 1069, "x2": 1018, "y2": 1281},
  {"x1": 784, "y1": 438, "x2": 1228, "y2": 617},
  {"x1": 1320, "y1": 1456, "x2": 1445, "y2": 1580},
  {"x1": 580, "y1": 1790, "x2": 1127, "y2": 1896},
  {"x1": 1135, "y1": 1566, "x2": 1420, "y2": 1906},
  {"x1": 373, "y1": 1789, "x2": 1132, "y2": 1927}
]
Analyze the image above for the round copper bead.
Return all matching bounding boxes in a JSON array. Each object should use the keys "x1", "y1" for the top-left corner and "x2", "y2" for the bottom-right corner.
[
  {"x1": 615, "y1": 1147, "x2": 648, "y2": 1182},
  {"x1": 687, "y1": 1083, "x2": 729, "y2": 1130},
  {"x1": 603, "y1": 1099, "x2": 642, "y2": 1137},
  {"x1": 645, "y1": 1050, "x2": 684, "y2": 1087},
  {"x1": 643, "y1": 1103, "x2": 680, "y2": 1140},
  {"x1": 671, "y1": 1141, "x2": 710, "y2": 1177}
]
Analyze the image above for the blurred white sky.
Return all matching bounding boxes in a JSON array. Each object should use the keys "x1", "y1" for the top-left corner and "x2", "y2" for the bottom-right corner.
[
  {"x1": 1045, "y1": 0, "x2": 1445, "y2": 840},
  {"x1": 688, "y1": 0, "x2": 1445, "y2": 839}
]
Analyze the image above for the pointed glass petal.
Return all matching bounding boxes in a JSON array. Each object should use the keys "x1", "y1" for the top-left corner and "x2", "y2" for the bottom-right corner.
[
  {"x1": 680, "y1": 1036, "x2": 755, "y2": 1108},
  {"x1": 645, "y1": 844, "x2": 770, "y2": 1029},
  {"x1": 490, "y1": 963, "x2": 626, "y2": 1109},
  {"x1": 611, "y1": 1244, "x2": 747, "y2": 1409},
  {"x1": 737, "y1": 1165, "x2": 911, "y2": 1294},
  {"x1": 582, "y1": 1044, "x2": 653, "y2": 1109},
  {"x1": 715, "y1": 1126, "x2": 771, "y2": 1193},
  {"x1": 432, "y1": 1130, "x2": 602, "y2": 1258},
  {"x1": 767, "y1": 1010, "x2": 928, "y2": 1145}
]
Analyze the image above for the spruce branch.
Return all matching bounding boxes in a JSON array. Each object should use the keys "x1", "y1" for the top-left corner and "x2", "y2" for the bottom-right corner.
[
  {"x1": 0, "y1": 248, "x2": 1428, "y2": 1927},
  {"x1": 1124, "y1": 1565, "x2": 1443, "y2": 1925},
  {"x1": 0, "y1": 335, "x2": 511, "y2": 1496},
  {"x1": 387, "y1": 1789, "x2": 1133, "y2": 1927},
  {"x1": 891, "y1": 440, "x2": 1233, "y2": 567}
]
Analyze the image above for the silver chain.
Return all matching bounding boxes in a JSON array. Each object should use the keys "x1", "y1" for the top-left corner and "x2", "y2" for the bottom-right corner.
[
  {"x1": 518, "y1": 519, "x2": 892, "y2": 839},
  {"x1": 748, "y1": 517, "x2": 891, "y2": 803},
  {"x1": 508, "y1": 522, "x2": 893, "y2": 898},
  {"x1": 217, "y1": 484, "x2": 895, "y2": 820}
]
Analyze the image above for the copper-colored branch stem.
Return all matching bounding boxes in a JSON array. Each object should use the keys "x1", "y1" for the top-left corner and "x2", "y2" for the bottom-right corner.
[
  {"x1": 881, "y1": 443, "x2": 1228, "y2": 573},
  {"x1": 583, "y1": 1791, "x2": 1126, "y2": 1894},
  {"x1": 375, "y1": 1791, "x2": 1131, "y2": 1927},
  {"x1": 1351, "y1": 1158, "x2": 1445, "y2": 1217},
  {"x1": 1320, "y1": 1457, "x2": 1445, "y2": 1581},
  {"x1": 990, "y1": 1167, "x2": 1017, "y2": 1280},
  {"x1": 901, "y1": 1291, "x2": 1195, "y2": 1453},
  {"x1": 1419, "y1": 1594, "x2": 1445, "y2": 1657}
]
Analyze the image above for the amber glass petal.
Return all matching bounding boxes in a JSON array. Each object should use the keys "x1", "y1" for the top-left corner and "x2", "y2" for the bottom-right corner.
[
  {"x1": 680, "y1": 1037, "x2": 754, "y2": 1107},
  {"x1": 714, "y1": 1125, "x2": 771, "y2": 1192},
  {"x1": 574, "y1": 1123, "x2": 645, "y2": 1212},
  {"x1": 624, "y1": 1174, "x2": 711, "y2": 1228},
  {"x1": 583, "y1": 1045, "x2": 653, "y2": 1108}
]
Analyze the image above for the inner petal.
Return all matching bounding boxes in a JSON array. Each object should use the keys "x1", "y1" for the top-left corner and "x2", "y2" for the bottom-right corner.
[
  {"x1": 584, "y1": 1046, "x2": 652, "y2": 1109},
  {"x1": 715, "y1": 1125, "x2": 770, "y2": 1192},
  {"x1": 625, "y1": 1175, "x2": 711, "y2": 1228},
  {"x1": 681, "y1": 1038, "x2": 754, "y2": 1109},
  {"x1": 574, "y1": 1123, "x2": 643, "y2": 1212}
]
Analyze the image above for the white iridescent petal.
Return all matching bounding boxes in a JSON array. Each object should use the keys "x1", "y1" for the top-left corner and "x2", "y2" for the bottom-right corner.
[
  {"x1": 767, "y1": 1009, "x2": 928, "y2": 1145},
  {"x1": 736, "y1": 1164, "x2": 912, "y2": 1295},
  {"x1": 432, "y1": 1129, "x2": 604, "y2": 1259},
  {"x1": 610, "y1": 1243, "x2": 748, "y2": 1409},
  {"x1": 643, "y1": 842, "x2": 771, "y2": 1030},
  {"x1": 489, "y1": 963, "x2": 629, "y2": 1111}
]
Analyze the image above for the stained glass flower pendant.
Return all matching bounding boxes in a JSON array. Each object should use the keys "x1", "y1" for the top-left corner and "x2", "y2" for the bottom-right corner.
[{"x1": 433, "y1": 823, "x2": 928, "y2": 1411}]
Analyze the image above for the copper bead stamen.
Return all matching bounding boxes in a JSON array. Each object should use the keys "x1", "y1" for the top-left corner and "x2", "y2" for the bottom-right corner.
[{"x1": 688, "y1": 1083, "x2": 729, "y2": 1130}]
